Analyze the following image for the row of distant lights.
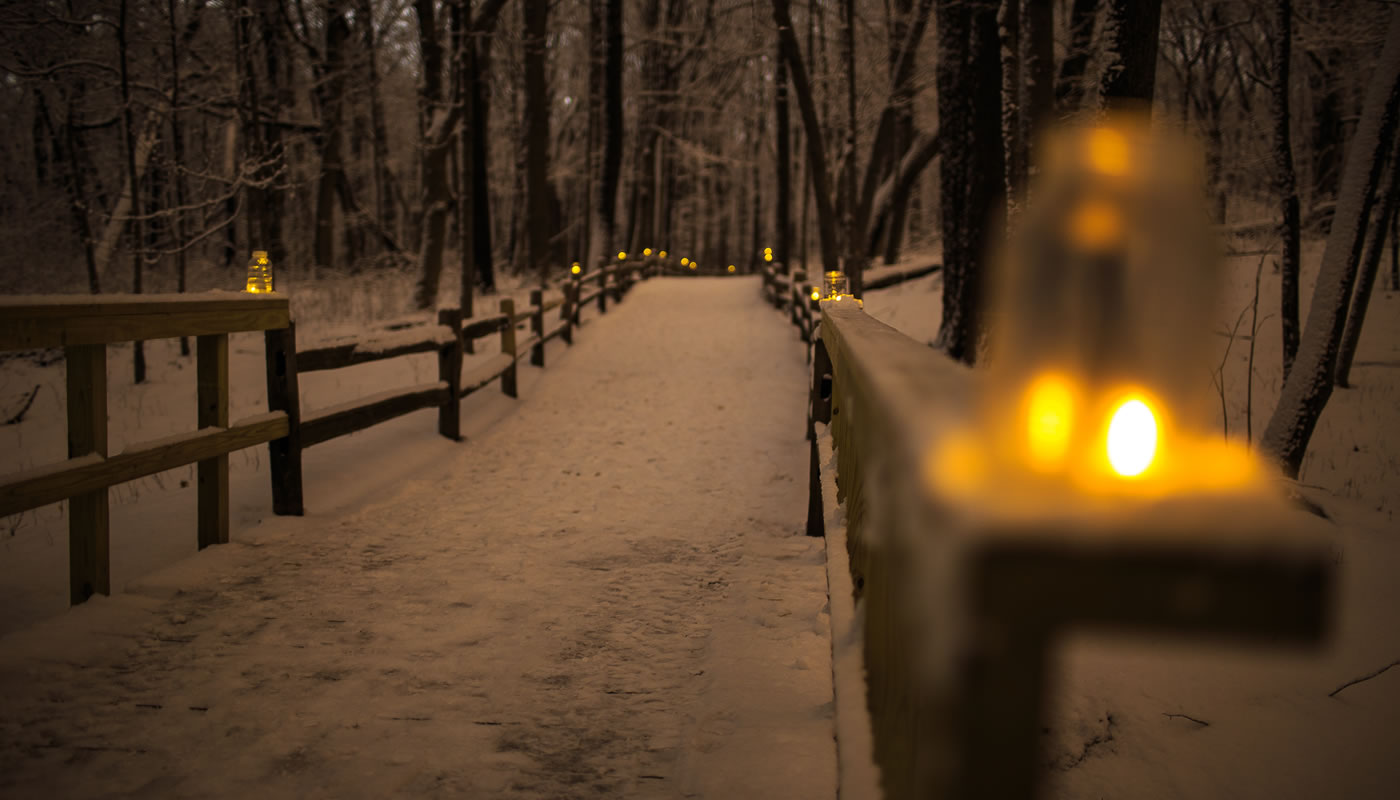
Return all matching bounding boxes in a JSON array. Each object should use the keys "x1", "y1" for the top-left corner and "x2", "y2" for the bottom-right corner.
[{"x1": 570, "y1": 247, "x2": 769, "y2": 275}]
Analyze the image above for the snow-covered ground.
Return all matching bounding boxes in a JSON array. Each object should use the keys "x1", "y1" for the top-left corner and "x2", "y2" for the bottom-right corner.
[
  {"x1": 0, "y1": 277, "x2": 835, "y2": 797},
  {"x1": 846, "y1": 239, "x2": 1400, "y2": 798}
]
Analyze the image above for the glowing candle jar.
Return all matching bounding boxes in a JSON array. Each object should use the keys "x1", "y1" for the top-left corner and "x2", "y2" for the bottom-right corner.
[
  {"x1": 823, "y1": 271, "x2": 848, "y2": 298},
  {"x1": 245, "y1": 250, "x2": 274, "y2": 293}
]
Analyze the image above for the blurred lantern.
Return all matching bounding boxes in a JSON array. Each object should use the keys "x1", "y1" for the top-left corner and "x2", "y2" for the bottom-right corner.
[
  {"x1": 617, "y1": 251, "x2": 627, "y2": 261},
  {"x1": 245, "y1": 250, "x2": 273, "y2": 294},
  {"x1": 727, "y1": 264, "x2": 736, "y2": 273},
  {"x1": 644, "y1": 247, "x2": 653, "y2": 257},
  {"x1": 659, "y1": 250, "x2": 668, "y2": 259},
  {"x1": 764, "y1": 253, "x2": 773, "y2": 262},
  {"x1": 927, "y1": 115, "x2": 1262, "y2": 502},
  {"x1": 571, "y1": 262, "x2": 582, "y2": 275},
  {"x1": 681, "y1": 257, "x2": 689, "y2": 266},
  {"x1": 763, "y1": 247, "x2": 772, "y2": 255},
  {"x1": 810, "y1": 288, "x2": 821, "y2": 302}
]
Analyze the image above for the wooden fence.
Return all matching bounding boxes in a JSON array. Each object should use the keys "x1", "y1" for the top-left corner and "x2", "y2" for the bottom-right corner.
[
  {"x1": 0, "y1": 258, "x2": 654, "y2": 606},
  {"x1": 800, "y1": 297, "x2": 1334, "y2": 799},
  {"x1": 0, "y1": 294, "x2": 293, "y2": 604}
]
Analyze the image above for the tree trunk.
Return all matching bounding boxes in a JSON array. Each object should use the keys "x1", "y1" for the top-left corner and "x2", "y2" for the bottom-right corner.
[
  {"x1": 773, "y1": 0, "x2": 840, "y2": 277},
  {"x1": 472, "y1": 16, "x2": 497, "y2": 291},
  {"x1": 412, "y1": 0, "x2": 459, "y2": 309},
  {"x1": 776, "y1": 40, "x2": 792, "y2": 269},
  {"x1": 934, "y1": 0, "x2": 1003, "y2": 363},
  {"x1": 1335, "y1": 136, "x2": 1400, "y2": 388},
  {"x1": 118, "y1": 0, "x2": 145, "y2": 383},
  {"x1": 1274, "y1": 0, "x2": 1302, "y2": 380},
  {"x1": 597, "y1": 0, "x2": 623, "y2": 264},
  {"x1": 454, "y1": 0, "x2": 475, "y2": 317},
  {"x1": 1102, "y1": 0, "x2": 1162, "y2": 112},
  {"x1": 999, "y1": 0, "x2": 1025, "y2": 219},
  {"x1": 1057, "y1": 0, "x2": 1098, "y2": 112},
  {"x1": 524, "y1": 0, "x2": 552, "y2": 283},
  {"x1": 1261, "y1": 8, "x2": 1400, "y2": 476},
  {"x1": 315, "y1": 2, "x2": 352, "y2": 273}
]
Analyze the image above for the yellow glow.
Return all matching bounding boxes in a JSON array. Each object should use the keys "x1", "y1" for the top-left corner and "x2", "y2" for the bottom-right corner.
[
  {"x1": 1069, "y1": 202, "x2": 1123, "y2": 250},
  {"x1": 617, "y1": 251, "x2": 627, "y2": 260},
  {"x1": 811, "y1": 289, "x2": 821, "y2": 301},
  {"x1": 764, "y1": 253, "x2": 773, "y2": 262},
  {"x1": 925, "y1": 430, "x2": 986, "y2": 497},
  {"x1": 764, "y1": 247, "x2": 772, "y2": 254},
  {"x1": 727, "y1": 264, "x2": 735, "y2": 273},
  {"x1": 681, "y1": 257, "x2": 689, "y2": 266},
  {"x1": 1106, "y1": 397, "x2": 1158, "y2": 478},
  {"x1": 1023, "y1": 373, "x2": 1075, "y2": 471},
  {"x1": 1088, "y1": 127, "x2": 1131, "y2": 177},
  {"x1": 690, "y1": 263, "x2": 697, "y2": 270},
  {"x1": 571, "y1": 263, "x2": 581, "y2": 275},
  {"x1": 1190, "y1": 440, "x2": 1257, "y2": 489},
  {"x1": 643, "y1": 247, "x2": 652, "y2": 256},
  {"x1": 245, "y1": 250, "x2": 272, "y2": 293},
  {"x1": 659, "y1": 250, "x2": 667, "y2": 258}
]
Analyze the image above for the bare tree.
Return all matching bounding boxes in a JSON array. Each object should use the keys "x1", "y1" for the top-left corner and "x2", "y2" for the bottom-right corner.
[
  {"x1": 1261, "y1": 8, "x2": 1400, "y2": 477},
  {"x1": 1273, "y1": 0, "x2": 1303, "y2": 380},
  {"x1": 934, "y1": 0, "x2": 1004, "y2": 363},
  {"x1": 1335, "y1": 135, "x2": 1400, "y2": 388}
]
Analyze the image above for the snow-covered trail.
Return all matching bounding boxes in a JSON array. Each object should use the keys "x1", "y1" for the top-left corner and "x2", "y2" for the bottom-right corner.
[{"x1": 0, "y1": 277, "x2": 836, "y2": 798}]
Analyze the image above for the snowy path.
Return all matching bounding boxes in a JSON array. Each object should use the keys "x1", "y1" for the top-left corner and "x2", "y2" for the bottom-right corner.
[{"x1": 0, "y1": 277, "x2": 836, "y2": 798}]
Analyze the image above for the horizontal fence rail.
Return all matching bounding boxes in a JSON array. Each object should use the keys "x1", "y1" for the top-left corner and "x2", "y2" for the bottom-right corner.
[
  {"x1": 804, "y1": 298, "x2": 1334, "y2": 799},
  {"x1": 0, "y1": 293, "x2": 292, "y2": 604}
]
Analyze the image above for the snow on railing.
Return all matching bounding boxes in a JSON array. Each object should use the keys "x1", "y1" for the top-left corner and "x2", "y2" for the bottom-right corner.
[{"x1": 804, "y1": 297, "x2": 1334, "y2": 799}]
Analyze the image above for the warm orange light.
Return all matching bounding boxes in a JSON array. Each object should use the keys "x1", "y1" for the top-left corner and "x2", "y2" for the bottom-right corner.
[
  {"x1": 659, "y1": 250, "x2": 667, "y2": 258},
  {"x1": 926, "y1": 430, "x2": 986, "y2": 497},
  {"x1": 764, "y1": 247, "x2": 772, "y2": 254},
  {"x1": 810, "y1": 288, "x2": 821, "y2": 301},
  {"x1": 1106, "y1": 397, "x2": 1158, "y2": 478},
  {"x1": 1024, "y1": 373, "x2": 1075, "y2": 471},
  {"x1": 1087, "y1": 127, "x2": 1131, "y2": 177},
  {"x1": 571, "y1": 262, "x2": 581, "y2": 275},
  {"x1": 1069, "y1": 201, "x2": 1122, "y2": 250},
  {"x1": 727, "y1": 264, "x2": 736, "y2": 273},
  {"x1": 764, "y1": 253, "x2": 773, "y2": 262},
  {"x1": 617, "y1": 251, "x2": 627, "y2": 260},
  {"x1": 681, "y1": 257, "x2": 689, "y2": 266},
  {"x1": 643, "y1": 247, "x2": 652, "y2": 256}
]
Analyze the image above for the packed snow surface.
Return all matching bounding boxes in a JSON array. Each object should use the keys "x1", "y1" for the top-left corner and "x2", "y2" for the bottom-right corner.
[{"x1": 0, "y1": 277, "x2": 836, "y2": 798}]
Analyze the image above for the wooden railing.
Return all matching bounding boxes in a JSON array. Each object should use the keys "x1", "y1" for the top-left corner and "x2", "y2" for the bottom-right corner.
[
  {"x1": 0, "y1": 259, "x2": 655, "y2": 605},
  {"x1": 266, "y1": 259, "x2": 651, "y2": 516},
  {"x1": 802, "y1": 299, "x2": 1334, "y2": 799},
  {"x1": 0, "y1": 293, "x2": 293, "y2": 604}
]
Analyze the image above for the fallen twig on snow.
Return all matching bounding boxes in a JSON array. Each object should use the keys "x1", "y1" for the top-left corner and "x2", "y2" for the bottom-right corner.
[
  {"x1": 1162, "y1": 712, "x2": 1210, "y2": 727},
  {"x1": 3, "y1": 384, "x2": 41, "y2": 425},
  {"x1": 1329, "y1": 658, "x2": 1400, "y2": 698}
]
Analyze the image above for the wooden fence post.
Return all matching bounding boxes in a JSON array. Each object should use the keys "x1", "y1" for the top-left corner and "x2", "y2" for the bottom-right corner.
[
  {"x1": 196, "y1": 332, "x2": 230, "y2": 549},
  {"x1": 500, "y1": 297, "x2": 518, "y2": 398},
  {"x1": 571, "y1": 274, "x2": 583, "y2": 328},
  {"x1": 530, "y1": 288, "x2": 546, "y2": 367},
  {"x1": 437, "y1": 308, "x2": 463, "y2": 440},
  {"x1": 65, "y1": 342, "x2": 108, "y2": 604},
  {"x1": 264, "y1": 322, "x2": 304, "y2": 516},
  {"x1": 562, "y1": 283, "x2": 575, "y2": 345},
  {"x1": 791, "y1": 270, "x2": 806, "y2": 327},
  {"x1": 598, "y1": 264, "x2": 608, "y2": 313}
]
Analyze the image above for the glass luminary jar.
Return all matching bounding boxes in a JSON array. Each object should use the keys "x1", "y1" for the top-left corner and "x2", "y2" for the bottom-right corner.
[
  {"x1": 245, "y1": 250, "x2": 274, "y2": 294},
  {"x1": 824, "y1": 271, "x2": 848, "y2": 298}
]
